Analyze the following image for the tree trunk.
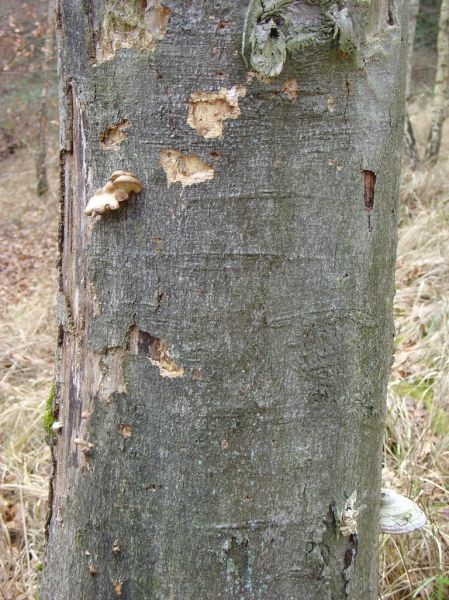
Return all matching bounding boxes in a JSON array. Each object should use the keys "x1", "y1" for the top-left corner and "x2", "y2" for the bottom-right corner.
[
  {"x1": 35, "y1": 0, "x2": 55, "y2": 197},
  {"x1": 426, "y1": 0, "x2": 449, "y2": 163},
  {"x1": 404, "y1": 0, "x2": 420, "y2": 168},
  {"x1": 42, "y1": 1, "x2": 407, "y2": 598}
]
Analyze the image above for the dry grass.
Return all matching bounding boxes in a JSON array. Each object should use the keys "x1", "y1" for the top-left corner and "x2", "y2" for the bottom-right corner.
[
  {"x1": 0, "y1": 152, "x2": 57, "y2": 600},
  {"x1": 0, "y1": 103, "x2": 448, "y2": 599},
  {"x1": 379, "y1": 103, "x2": 449, "y2": 599}
]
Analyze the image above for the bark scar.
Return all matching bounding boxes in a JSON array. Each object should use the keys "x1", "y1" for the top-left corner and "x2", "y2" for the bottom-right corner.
[
  {"x1": 187, "y1": 86, "x2": 246, "y2": 139},
  {"x1": 99, "y1": 119, "x2": 130, "y2": 149},
  {"x1": 362, "y1": 169, "x2": 376, "y2": 212},
  {"x1": 160, "y1": 149, "x2": 214, "y2": 188},
  {"x1": 128, "y1": 328, "x2": 185, "y2": 378}
]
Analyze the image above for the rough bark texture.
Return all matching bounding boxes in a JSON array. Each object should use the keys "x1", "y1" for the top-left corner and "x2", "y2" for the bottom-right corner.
[
  {"x1": 426, "y1": 0, "x2": 449, "y2": 162},
  {"x1": 42, "y1": 1, "x2": 407, "y2": 598}
]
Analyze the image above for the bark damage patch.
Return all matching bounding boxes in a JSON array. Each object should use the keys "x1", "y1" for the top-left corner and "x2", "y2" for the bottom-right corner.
[
  {"x1": 220, "y1": 536, "x2": 253, "y2": 596},
  {"x1": 97, "y1": 0, "x2": 171, "y2": 63},
  {"x1": 97, "y1": 349, "x2": 127, "y2": 403},
  {"x1": 160, "y1": 149, "x2": 214, "y2": 187},
  {"x1": 281, "y1": 79, "x2": 299, "y2": 101},
  {"x1": 187, "y1": 86, "x2": 246, "y2": 139},
  {"x1": 362, "y1": 169, "x2": 376, "y2": 211},
  {"x1": 117, "y1": 423, "x2": 133, "y2": 437},
  {"x1": 99, "y1": 119, "x2": 130, "y2": 149},
  {"x1": 128, "y1": 326, "x2": 185, "y2": 378}
]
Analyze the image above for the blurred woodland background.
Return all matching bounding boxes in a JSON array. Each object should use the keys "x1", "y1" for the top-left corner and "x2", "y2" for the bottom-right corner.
[{"x1": 0, "y1": 0, "x2": 448, "y2": 598}]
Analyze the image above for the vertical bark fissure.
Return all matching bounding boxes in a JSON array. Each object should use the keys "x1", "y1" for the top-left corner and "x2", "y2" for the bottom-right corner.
[{"x1": 362, "y1": 170, "x2": 376, "y2": 212}]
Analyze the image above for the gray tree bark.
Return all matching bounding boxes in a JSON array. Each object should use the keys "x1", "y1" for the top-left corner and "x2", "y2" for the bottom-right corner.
[{"x1": 42, "y1": 1, "x2": 407, "y2": 599}]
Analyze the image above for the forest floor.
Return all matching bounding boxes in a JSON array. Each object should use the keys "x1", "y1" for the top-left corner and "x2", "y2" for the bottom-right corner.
[
  {"x1": 0, "y1": 77, "x2": 449, "y2": 600},
  {"x1": 0, "y1": 148, "x2": 58, "y2": 600}
]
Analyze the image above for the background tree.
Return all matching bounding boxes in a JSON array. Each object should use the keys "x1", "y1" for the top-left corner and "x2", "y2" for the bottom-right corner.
[
  {"x1": 35, "y1": 0, "x2": 56, "y2": 196},
  {"x1": 426, "y1": 0, "x2": 449, "y2": 161},
  {"x1": 404, "y1": 0, "x2": 421, "y2": 168},
  {"x1": 42, "y1": 1, "x2": 407, "y2": 598}
]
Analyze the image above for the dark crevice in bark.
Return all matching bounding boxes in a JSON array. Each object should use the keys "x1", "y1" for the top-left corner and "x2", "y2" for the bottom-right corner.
[
  {"x1": 136, "y1": 331, "x2": 162, "y2": 359},
  {"x1": 387, "y1": 0, "x2": 396, "y2": 26},
  {"x1": 362, "y1": 170, "x2": 376, "y2": 212},
  {"x1": 155, "y1": 290, "x2": 164, "y2": 312},
  {"x1": 57, "y1": 152, "x2": 66, "y2": 291},
  {"x1": 81, "y1": 0, "x2": 97, "y2": 61},
  {"x1": 343, "y1": 77, "x2": 352, "y2": 147},
  {"x1": 342, "y1": 536, "x2": 358, "y2": 597},
  {"x1": 57, "y1": 80, "x2": 73, "y2": 287},
  {"x1": 55, "y1": 0, "x2": 62, "y2": 31},
  {"x1": 49, "y1": 78, "x2": 74, "y2": 539},
  {"x1": 44, "y1": 451, "x2": 57, "y2": 540}
]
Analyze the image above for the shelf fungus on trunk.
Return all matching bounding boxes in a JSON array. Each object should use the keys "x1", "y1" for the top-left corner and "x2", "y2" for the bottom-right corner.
[
  {"x1": 84, "y1": 170, "x2": 142, "y2": 216},
  {"x1": 379, "y1": 489, "x2": 427, "y2": 534}
]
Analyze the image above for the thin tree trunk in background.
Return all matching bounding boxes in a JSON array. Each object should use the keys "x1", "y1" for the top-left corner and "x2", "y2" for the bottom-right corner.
[
  {"x1": 35, "y1": 0, "x2": 55, "y2": 196},
  {"x1": 42, "y1": 1, "x2": 407, "y2": 598},
  {"x1": 404, "y1": 0, "x2": 420, "y2": 168},
  {"x1": 426, "y1": 0, "x2": 449, "y2": 163}
]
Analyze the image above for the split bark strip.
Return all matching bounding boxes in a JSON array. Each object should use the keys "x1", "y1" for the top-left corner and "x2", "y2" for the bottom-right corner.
[
  {"x1": 42, "y1": 1, "x2": 408, "y2": 598},
  {"x1": 426, "y1": 0, "x2": 449, "y2": 163}
]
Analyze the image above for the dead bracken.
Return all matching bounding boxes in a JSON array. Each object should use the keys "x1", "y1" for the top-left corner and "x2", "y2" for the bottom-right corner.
[
  {"x1": 160, "y1": 149, "x2": 214, "y2": 188},
  {"x1": 187, "y1": 86, "x2": 246, "y2": 139}
]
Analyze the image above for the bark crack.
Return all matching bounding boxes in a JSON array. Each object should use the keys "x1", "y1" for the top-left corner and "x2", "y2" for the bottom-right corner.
[{"x1": 343, "y1": 75, "x2": 352, "y2": 148}]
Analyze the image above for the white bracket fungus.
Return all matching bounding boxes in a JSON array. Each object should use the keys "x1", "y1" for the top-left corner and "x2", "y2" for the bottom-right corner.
[
  {"x1": 379, "y1": 488, "x2": 427, "y2": 534},
  {"x1": 84, "y1": 170, "x2": 142, "y2": 216}
]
